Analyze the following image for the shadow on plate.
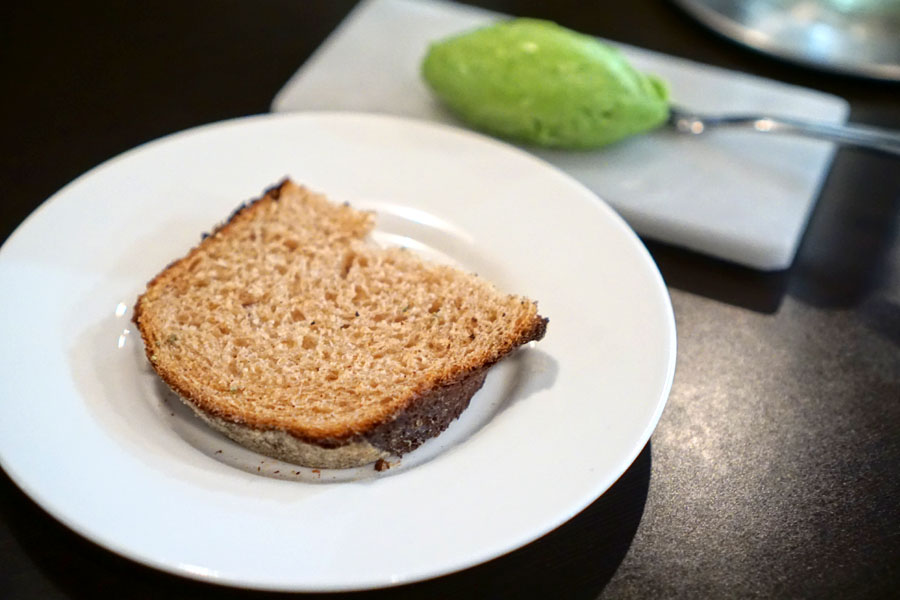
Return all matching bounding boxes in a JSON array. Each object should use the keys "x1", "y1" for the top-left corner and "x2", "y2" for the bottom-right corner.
[{"x1": 0, "y1": 442, "x2": 652, "y2": 600}]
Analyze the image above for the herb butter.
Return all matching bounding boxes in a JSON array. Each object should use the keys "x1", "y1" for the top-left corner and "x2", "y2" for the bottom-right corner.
[{"x1": 422, "y1": 19, "x2": 669, "y2": 149}]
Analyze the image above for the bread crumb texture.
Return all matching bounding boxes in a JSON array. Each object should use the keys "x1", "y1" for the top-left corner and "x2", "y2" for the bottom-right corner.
[{"x1": 135, "y1": 180, "x2": 547, "y2": 447}]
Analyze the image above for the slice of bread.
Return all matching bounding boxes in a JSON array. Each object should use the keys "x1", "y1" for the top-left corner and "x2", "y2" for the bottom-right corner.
[{"x1": 134, "y1": 180, "x2": 547, "y2": 468}]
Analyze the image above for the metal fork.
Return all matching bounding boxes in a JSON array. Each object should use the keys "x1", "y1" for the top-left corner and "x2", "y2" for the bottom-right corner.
[{"x1": 667, "y1": 105, "x2": 900, "y2": 156}]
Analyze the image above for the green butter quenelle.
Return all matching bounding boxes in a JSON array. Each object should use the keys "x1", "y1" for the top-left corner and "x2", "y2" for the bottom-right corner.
[{"x1": 422, "y1": 19, "x2": 669, "y2": 149}]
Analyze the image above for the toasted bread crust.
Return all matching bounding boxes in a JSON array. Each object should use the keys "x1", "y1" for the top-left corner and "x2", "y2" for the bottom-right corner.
[
  {"x1": 188, "y1": 399, "x2": 389, "y2": 469},
  {"x1": 134, "y1": 180, "x2": 548, "y2": 467}
]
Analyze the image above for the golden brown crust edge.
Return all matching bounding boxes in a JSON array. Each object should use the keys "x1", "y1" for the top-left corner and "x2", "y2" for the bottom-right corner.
[
  {"x1": 142, "y1": 312, "x2": 547, "y2": 467},
  {"x1": 134, "y1": 180, "x2": 549, "y2": 467}
]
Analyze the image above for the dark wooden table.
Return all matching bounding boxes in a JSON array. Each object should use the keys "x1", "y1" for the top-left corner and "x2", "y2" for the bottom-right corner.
[{"x1": 3, "y1": 1, "x2": 898, "y2": 598}]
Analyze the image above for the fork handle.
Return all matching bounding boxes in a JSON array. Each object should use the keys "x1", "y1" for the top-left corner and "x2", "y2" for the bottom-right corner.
[{"x1": 744, "y1": 117, "x2": 900, "y2": 157}]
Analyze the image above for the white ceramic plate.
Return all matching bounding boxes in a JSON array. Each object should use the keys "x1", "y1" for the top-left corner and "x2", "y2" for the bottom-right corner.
[{"x1": 0, "y1": 112, "x2": 675, "y2": 592}]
